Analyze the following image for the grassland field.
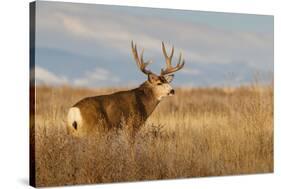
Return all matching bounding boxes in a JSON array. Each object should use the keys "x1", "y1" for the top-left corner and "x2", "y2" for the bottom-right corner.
[{"x1": 33, "y1": 84, "x2": 273, "y2": 187}]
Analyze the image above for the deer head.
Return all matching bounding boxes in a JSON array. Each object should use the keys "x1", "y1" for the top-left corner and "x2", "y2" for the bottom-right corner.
[{"x1": 131, "y1": 41, "x2": 185, "y2": 101}]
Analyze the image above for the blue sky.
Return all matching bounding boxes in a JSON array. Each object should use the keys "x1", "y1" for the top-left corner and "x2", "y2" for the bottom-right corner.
[{"x1": 34, "y1": 1, "x2": 274, "y2": 88}]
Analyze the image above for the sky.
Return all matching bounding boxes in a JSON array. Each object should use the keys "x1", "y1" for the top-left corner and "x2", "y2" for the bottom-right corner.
[{"x1": 34, "y1": 1, "x2": 274, "y2": 88}]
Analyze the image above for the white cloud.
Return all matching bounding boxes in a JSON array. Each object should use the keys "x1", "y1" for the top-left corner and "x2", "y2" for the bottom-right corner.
[
  {"x1": 35, "y1": 66, "x2": 68, "y2": 85},
  {"x1": 36, "y1": 9, "x2": 165, "y2": 56},
  {"x1": 180, "y1": 68, "x2": 201, "y2": 75},
  {"x1": 73, "y1": 67, "x2": 120, "y2": 87},
  {"x1": 34, "y1": 66, "x2": 120, "y2": 87},
  {"x1": 56, "y1": 13, "x2": 93, "y2": 38}
]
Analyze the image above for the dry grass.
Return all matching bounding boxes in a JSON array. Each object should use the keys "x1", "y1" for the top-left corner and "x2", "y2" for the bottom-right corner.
[{"x1": 32, "y1": 84, "x2": 273, "y2": 187}]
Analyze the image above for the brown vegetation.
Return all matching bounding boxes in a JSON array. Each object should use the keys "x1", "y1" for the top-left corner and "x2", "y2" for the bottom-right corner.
[{"x1": 33, "y1": 84, "x2": 273, "y2": 187}]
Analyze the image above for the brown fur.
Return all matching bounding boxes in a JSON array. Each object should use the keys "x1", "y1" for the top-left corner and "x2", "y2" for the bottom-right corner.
[{"x1": 72, "y1": 81, "x2": 159, "y2": 136}]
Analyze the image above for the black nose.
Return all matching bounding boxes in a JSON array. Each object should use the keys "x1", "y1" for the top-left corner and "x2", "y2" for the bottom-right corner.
[{"x1": 170, "y1": 89, "x2": 175, "y2": 94}]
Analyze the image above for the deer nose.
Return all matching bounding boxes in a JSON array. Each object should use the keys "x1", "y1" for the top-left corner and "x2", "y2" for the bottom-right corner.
[{"x1": 170, "y1": 89, "x2": 175, "y2": 94}]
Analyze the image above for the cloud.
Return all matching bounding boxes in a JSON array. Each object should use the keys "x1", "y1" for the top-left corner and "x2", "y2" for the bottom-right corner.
[
  {"x1": 180, "y1": 68, "x2": 201, "y2": 75},
  {"x1": 57, "y1": 13, "x2": 92, "y2": 38},
  {"x1": 34, "y1": 2, "x2": 273, "y2": 87},
  {"x1": 37, "y1": 5, "x2": 272, "y2": 66},
  {"x1": 34, "y1": 66, "x2": 120, "y2": 87},
  {"x1": 55, "y1": 12, "x2": 161, "y2": 55},
  {"x1": 73, "y1": 68, "x2": 120, "y2": 87},
  {"x1": 35, "y1": 66, "x2": 68, "y2": 85}
]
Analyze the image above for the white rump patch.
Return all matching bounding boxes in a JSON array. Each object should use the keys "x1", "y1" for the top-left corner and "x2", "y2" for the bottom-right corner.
[{"x1": 67, "y1": 107, "x2": 83, "y2": 131}]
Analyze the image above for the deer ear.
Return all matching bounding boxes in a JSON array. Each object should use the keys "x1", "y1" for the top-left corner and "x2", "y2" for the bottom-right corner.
[
  {"x1": 148, "y1": 74, "x2": 159, "y2": 83},
  {"x1": 164, "y1": 74, "x2": 174, "y2": 83}
]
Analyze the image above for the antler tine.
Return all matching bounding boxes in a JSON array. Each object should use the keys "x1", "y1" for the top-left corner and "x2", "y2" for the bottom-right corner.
[
  {"x1": 131, "y1": 41, "x2": 154, "y2": 75},
  {"x1": 161, "y1": 42, "x2": 185, "y2": 76},
  {"x1": 170, "y1": 46, "x2": 174, "y2": 59},
  {"x1": 162, "y1": 42, "x2": 168, "y2": 58},
  {"x1": 177, "y1": 52, "x2": 185, "y2": 68},
  {"x1": 131, "y1": 41, "x2": 140, "y2": 68},
  {"x1": 162, "y1": 42, "x2": 175, "y2": 68}
]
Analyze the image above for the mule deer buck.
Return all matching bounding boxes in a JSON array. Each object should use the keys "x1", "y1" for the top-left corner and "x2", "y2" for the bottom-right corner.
[{"x1": 67, "y1": 41, "x2": 185, "y2": 137}]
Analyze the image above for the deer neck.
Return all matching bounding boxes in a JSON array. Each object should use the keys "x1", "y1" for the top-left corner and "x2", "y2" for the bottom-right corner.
[{"x1": 134, "y1": 82, "x2": 160, "y2": 118}]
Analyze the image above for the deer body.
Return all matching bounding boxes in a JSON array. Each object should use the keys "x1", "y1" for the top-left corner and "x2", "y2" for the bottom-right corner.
[
  {"x1": 67, "y1": 41, "x2": 185, "y2": 137},
  {"x1": 68, "y1": 82, "x2": 160, "y2": 137}
]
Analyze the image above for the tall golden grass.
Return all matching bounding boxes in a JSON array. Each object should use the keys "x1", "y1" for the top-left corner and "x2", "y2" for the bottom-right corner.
[{"x1": 33, "y1": 84, "x2": 273, "y2": 187}]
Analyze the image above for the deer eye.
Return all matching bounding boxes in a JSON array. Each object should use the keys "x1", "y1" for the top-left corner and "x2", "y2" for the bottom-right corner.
[{"x1": 157, "y1": 83, "x2": 162, "y2": 85}]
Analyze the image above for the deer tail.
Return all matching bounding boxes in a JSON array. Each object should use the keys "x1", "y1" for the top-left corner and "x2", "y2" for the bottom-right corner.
[{"x1": 67, "y1": 107, "x2": 83, "y2": 134}]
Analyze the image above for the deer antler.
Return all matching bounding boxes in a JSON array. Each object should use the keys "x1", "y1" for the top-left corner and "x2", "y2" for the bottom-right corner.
[
  {"x1": 131, "y1": 41, "x2": 156, "y2": 76},
  {"x1": 161, "y1": 42, "x2": 185, "y2": 75}
]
